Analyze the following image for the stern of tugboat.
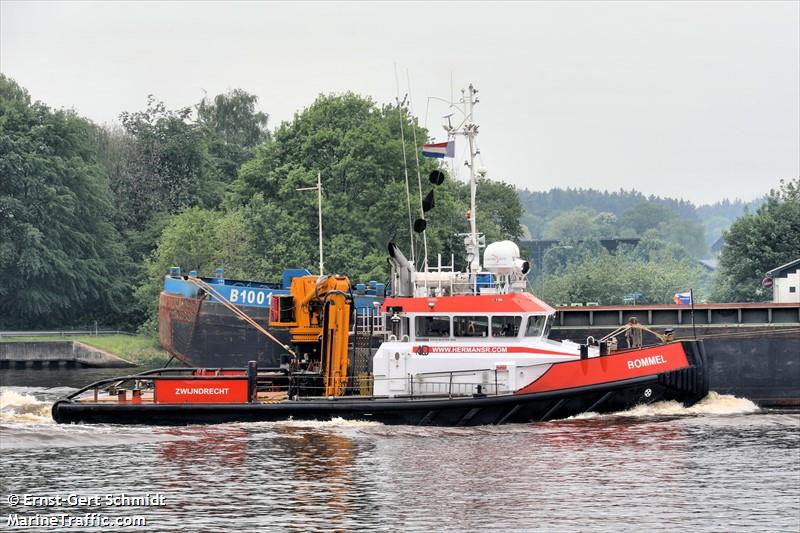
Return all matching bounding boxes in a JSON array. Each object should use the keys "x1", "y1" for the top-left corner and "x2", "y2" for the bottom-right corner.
[{"x1": 657, "y1": 339, "x2": 709, "y2": 406}]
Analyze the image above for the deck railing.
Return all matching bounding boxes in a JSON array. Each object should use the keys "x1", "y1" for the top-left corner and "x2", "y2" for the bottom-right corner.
[
  {"x1": 63, "y1": 366, "x2": 510, "y2": 403},
  {"x1": 353, "y1": 310, "x2": 387, "y2": 335}
]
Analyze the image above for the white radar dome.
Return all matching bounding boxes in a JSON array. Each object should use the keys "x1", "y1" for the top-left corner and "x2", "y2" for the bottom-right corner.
[{"x1": 483, "y1": 240, "x2": 530, "y2": 275}]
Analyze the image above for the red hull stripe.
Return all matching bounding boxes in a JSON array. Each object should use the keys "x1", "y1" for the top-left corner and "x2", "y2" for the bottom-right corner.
[
  {"x1": 411, "y1": 345, "x2": 575, "y2": 357},
  {"x1": 382, "y1": 293, "x2": 555, "y2": 314},
  {"x1": 515, "y1": 342, "x2": 690, "y2": 394}
]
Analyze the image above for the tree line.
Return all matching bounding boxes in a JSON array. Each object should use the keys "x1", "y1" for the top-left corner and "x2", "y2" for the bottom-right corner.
[
  {"x1": 0, "y1": 75, "x2": 519, "y2": 331},
  {"x1": 521, "y1": 181, "x2": 797, "y2": 305},
  {"x1": 1, "y1": 73, "x2": 795, "y2": 331},
  {"x1": 519, "y1": 187, "x2": 765, "y2": 250}
]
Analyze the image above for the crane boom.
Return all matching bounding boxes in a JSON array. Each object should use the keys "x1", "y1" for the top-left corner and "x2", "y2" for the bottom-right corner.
[{"x1": 269, "y1": 275, "x2": 352, "y2": 396}]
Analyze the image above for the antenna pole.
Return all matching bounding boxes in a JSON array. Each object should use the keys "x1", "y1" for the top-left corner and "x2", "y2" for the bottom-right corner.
[
  {"x1": 406, "y1": 69, "x2": 429, "y2": 271},
  {"x1": 395, "y1": 65, "x2": 416, "y2": 265},
  {"x1": 297, "y1": 173, "x2": 324, "y2": 275},
  {"x1": 317, "y1": 172, "x2": 324, "y2": 276},
  {"x1": 464, "y1": 84, "x2": 480, "y2": 273}
]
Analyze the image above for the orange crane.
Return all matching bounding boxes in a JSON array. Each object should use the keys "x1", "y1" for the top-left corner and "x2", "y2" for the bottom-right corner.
[{"x1": 269, "y1": 275, "x2": 352, "y2": 396}]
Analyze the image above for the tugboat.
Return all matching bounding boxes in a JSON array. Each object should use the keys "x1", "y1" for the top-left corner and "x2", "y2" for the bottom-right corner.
[{"x1": 52, "y1": 85, "x2": 708, "y2": 427}]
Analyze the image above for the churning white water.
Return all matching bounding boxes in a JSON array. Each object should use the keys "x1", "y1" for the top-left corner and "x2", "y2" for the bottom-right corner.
[
  {"x1": 568, "y1": 391, "x2": 760, "y2": 420},
  {"x1": 0, "y1": 388, "x2": 53, "y2": 424},
  {"x1": 1, "y1": 372, "x2": 798, "y2": 532}
]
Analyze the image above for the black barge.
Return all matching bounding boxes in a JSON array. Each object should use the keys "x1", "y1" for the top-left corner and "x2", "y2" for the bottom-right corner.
[{"x1": 549, "y1": 302, "x2": 800, "y2": 407}]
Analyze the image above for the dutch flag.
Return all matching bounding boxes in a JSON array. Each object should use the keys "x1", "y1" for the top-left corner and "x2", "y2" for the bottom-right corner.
[
  {"x1": 673, "y1": 291, "x2": 693, "y2": 305},
  {"x1": 422, "y1": 140, "x2": 455, "y2": 159}
]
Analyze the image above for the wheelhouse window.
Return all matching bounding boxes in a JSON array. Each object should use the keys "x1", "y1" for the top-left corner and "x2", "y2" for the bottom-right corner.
[
  {"x1": 491, "y1": 316, "x2": 522, "y2": 337},
  {"x1": 453, "y1": 316, "x2": 489, "y2": 337},
  {"x1": 525, "y1": 315, "x2": 547, "y2": 337},
  {"x1": 415, "y1": 316, "x2": 451, "y2": 337}
]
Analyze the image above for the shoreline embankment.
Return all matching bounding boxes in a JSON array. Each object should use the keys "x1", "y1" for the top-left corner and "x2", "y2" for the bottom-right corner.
[
  {"x1": 0, "y1": 334, "x2": 169, "y2": 369},
  {"x1": 0, "y1": 341, "x2": 136, "y2": 369}
]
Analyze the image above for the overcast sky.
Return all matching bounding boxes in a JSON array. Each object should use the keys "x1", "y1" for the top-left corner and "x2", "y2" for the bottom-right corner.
[{"x1": 1, "y1": 1, "x2": 798, "y2": 204}]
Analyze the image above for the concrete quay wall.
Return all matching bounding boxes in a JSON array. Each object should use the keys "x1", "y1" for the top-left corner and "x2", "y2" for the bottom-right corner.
[{"x1": 0, "y1": 341, "x2": 136, "y2": 368}]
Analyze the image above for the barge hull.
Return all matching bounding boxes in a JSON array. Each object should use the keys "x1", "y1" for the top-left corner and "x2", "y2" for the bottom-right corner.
[
  {"x1": 159, "y1": 292, "x2": 292, "y2": 368},
  {"x1": 551, "y1": 325, "x2": 798, "y2": 407},
  {"x1": 550, "y1": 302, "x2": 800, "y2": 407}
]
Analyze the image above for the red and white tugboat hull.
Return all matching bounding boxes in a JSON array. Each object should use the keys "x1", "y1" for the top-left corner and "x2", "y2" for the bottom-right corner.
[{"x1": 52, "y1": 340, "x2": 707, "y2": 426}]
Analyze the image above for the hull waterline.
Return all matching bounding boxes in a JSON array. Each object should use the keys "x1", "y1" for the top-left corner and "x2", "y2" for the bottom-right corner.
[{"x1": 52, "y1": 341, "x2": 708, "y2": 427}]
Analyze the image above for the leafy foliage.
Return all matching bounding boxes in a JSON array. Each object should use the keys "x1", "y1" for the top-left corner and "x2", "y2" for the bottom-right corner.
[
  {"x1": 535, "y1": 248, "x2": 705, "y2": 306},
  {"x1": 532, "y1": 200, "x2": 708, "y2": 259},
  {"x1": 520, "y1": 187, "x2": 696, "y2": 236},
  {"x1": 112, "y1": 96, "x2": 221, "y2": 233},
  {"x1": 711, "y1": 178, "x2": 800, "y2": 302},
  {"x1": 541, "y1": 208, "x2": 617, "y2": 241},
  {"x1": 227, "y1": 92, "x2": 522, "y2": 279},
  {"x1": 198, "y1": 89, "x2": 269, "y2": 184},
  {"x1": 520, "y1": 186, "x2": 759, "y2": 252},
  {"x1": 0, "y1": 75, "x2": 133, "y2": 328}
]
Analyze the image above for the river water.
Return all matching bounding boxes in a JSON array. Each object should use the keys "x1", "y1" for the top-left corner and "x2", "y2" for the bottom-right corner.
[{"x1": 1, "y1": 368, "x2": 798, "y2": 532}]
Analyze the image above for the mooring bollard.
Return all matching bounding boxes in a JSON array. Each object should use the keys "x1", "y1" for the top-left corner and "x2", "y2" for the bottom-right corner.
[{"x1": 247, "y1": 360, "x2": 258, "y2": 402}]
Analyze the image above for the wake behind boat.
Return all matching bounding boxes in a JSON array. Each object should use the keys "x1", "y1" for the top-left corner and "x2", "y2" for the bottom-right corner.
[{"x1": 52, "y1": 84, "x2": 709, "y2": 426}]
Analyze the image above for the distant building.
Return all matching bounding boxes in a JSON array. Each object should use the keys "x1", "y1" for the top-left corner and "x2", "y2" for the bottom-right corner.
[
  {"x1": 766, "y1": 258, "x2": 800, "y2": 303},
  {"x1": 698, "y1": 259, "x2": 718, "y2": 272},
  {"x1": 710, "y1": 235, "x2": 725, "y2": 255}
]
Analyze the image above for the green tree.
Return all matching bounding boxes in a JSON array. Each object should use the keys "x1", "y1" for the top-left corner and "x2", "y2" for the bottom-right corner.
[
  {"x1": 227, "y1": 92, "x2": 525, "y2": 279},
  {"x1": 711, "y1": 178, "x2": 800, "y2": 302},
  {"x1": 541, "y1": 208, "x2": 618, "y2": 241},
  {"x1": 542, "y1": 207, "x2": 599, "y2": 241},
  {"x1": 113, "y1": 96, "x2": 220, "y2": 234},
  {"x1": 0, "y1": 75, "x2": 133, "y2": 328},
  {"x1": 476, "y1": 178, "x2": 524, "y2": 242},
  {"x1": 540, "y1": 240, "x2": 606, "y2": 275},
  {"x1": 631, "y1": 234, "x2": 691, "y2": 263},
  {"x1": 650, "y1": 218, "x2": 708, "y2": 258},
  {"x1": 536, "y1": 250, "x2": 704, "y2": 306},
  {"x1": 136, "y1": 207, "x2": 273, "y2": 333},
  {"x1": 198, "y1": 89, "x2": 268, "y2": 148},
  {"x1": 197, "y1": 89, "x2": 269, "y2": 184},
  {"x1": 619, "y1": 202, "x2": 676, "y2": 236}
]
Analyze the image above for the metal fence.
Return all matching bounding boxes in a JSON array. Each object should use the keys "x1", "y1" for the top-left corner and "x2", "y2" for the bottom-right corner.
[{"x1": 0, "y1": 330, "x2": 134, "y2": 338}]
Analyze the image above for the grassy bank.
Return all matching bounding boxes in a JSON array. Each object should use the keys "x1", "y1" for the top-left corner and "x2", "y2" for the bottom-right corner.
[{"x1": 0, "y1": 335, "x2": 171, "y2": 367}]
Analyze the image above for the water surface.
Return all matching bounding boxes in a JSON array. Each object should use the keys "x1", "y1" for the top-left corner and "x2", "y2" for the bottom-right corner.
[{"x1": 1, "y1": 368, "x2": 798, "y2": 532}]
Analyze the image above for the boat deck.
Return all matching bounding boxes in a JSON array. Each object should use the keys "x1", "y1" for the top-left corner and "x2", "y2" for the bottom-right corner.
[{"x1": 77, "y1": 390, "x2": 291, "y2": 404}]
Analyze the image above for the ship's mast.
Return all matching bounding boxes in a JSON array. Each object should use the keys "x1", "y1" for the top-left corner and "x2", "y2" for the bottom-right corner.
[
  {"x1": 297, "y1": 172, "x2": 324, "y2": 275},
  {"x1": 458, "y1": 84, "x2": 481, "y2": 274},
  {"x1": 426, "y1": 83, "x2": 485, "y2": 278}
]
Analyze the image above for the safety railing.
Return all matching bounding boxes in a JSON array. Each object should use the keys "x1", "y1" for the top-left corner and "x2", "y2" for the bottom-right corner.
[
  {"x1": 413, "y1": 276, "x2": 528, "y2": 297},
  {"x1": 353, "y1": 310, "x2": 387, "y2": 335},
  {"x1": 0, "y1": 329, "x2": 134, "y2": 338},
  {"x1": 61, "y1": 365, "x2": 512, "y2": 403},
  {"x1": 409, "y1": 368, "x2": 505, "y2": 399}
]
